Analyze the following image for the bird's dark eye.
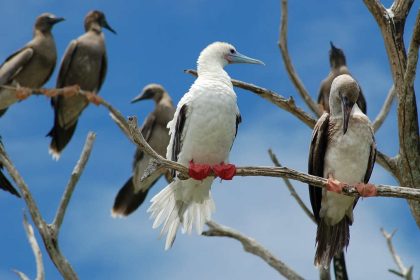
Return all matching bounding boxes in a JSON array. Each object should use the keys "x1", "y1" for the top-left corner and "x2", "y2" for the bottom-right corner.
[{"x1": 230, "y1": 49, "x2": 236, "y2": 54}]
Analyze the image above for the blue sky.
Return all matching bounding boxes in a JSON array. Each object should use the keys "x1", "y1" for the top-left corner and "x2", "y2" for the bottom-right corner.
[{"x1": 0, "y1": 0, "x2": 419, "y2": 279}]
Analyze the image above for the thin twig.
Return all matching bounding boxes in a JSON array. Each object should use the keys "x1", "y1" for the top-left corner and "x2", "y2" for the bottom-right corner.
[
  {"x1": 21, "y1": 212, "x2": 45, "y2": 280},
  {"x1": 13, "y1": 270, "x2": 30, "y2": 280},
  {"x1": 278, "y1": 0, "x2": 322, "y2": 116},
  {"x1": 381, "y1": 228, "x2": 413, "y2": 280},
  {"x1": 53, "y1": 132, "x2": 96, "y2": 232},
  {"x1": 203, "y1": 221, "x2": 304, "y2": 280},
  {"x1": 268, "y1": 149, "x2": 316, "y2": 223},
  {"x1": 184, "y1": 69, "x2": 317, "y2": 128},
  {"x1": 373, "y1": 85, "x2": 395, "y2": 132}
]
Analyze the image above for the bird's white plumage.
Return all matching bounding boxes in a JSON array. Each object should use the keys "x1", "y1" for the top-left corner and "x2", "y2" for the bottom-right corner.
[{"x1": 148, "y1": 42, "x2": 241, "y2": 249}]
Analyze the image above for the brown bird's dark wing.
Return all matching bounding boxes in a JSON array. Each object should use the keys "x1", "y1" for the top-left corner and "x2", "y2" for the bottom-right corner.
[
  {"x1": 55, "y1": 40, "x2": 78, "y2": 89},
  {"x1": 0, "y1": 164, "x2": 20, "y2": 197},
  {"x1": 97, "y1": 53, "x2": 107, "y2": 92},
  {"x1": 132, "y1": 114, "x2": 156, "y2": 168},
  {"x1": 171, "y1": 104, "x2": 188, "y2": 178},
  {"x1": 308, "y1": 112, "x2": 330, "y2": 222},
  {"x1": 364, "y1": 138, "x2": 376, "y2": 183},
  {"x1": 356, "y1": 86, "x2": 367, "y2": 114},
  {"x1": 0, "y1": 47, "x2": 34, "y2": 86},
  {"x1": 317, "y1": 81, "x2": 330, "y2": 113}
]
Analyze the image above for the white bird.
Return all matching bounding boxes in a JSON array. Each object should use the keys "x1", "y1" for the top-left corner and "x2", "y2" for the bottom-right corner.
[
  {"x1": 148, "y1": 42, "x2": 263, "y2": 249},
  {"x1": 308, "y1": 74, "x2": 376, "y2": 268}
]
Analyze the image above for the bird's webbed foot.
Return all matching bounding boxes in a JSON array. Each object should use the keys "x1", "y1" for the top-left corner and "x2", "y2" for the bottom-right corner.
[
  {"x1": 86, "y1": 92, "x2": 102, "y2": 105},
  {"x1": 213, "y1": 162, "x2": 236, "y2": 180},
  {"x1": 355, "y1": 183, "x2": 377, "y2": 197},
  {"x1": 326, "y1": 175, "x2": 346, "y2": 193},
  {"x1": 16, "y1": 87, "x2": 31, "y2": 100},
  {"x1": 189, "y1": 160, "x2": 211, "y2": 180}
]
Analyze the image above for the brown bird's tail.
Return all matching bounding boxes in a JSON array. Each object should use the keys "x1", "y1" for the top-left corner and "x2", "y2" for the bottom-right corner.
[
  {"x1": 111, "y1": 176, "x2": 158, "y2": 217},
  {"x1": 0, "y1": 167, "x2": 20, "y2": 197},
  {"x1": 47, "y1": 119, "x2": 78, "y2": 160},
  {"x1": 315, "y1": 217, "x2": 350, "y2": 268}
]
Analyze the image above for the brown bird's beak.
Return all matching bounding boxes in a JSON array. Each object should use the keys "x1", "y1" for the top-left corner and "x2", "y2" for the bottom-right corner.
[
  {"x1": 103, "y1": 19, "x2": 116, "y2": 34},
  {"x1": 51, "y1": 17, "x2": 65, "y2": 25},
  {"x1": 131, "y1": 90, "x2": 153, "y2": 103},
  {"x1": 341, "y1": 95, "x2": 354, "y2": 134}
]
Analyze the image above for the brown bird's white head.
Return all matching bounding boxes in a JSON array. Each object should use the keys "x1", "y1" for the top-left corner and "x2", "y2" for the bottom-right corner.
[
  {"x1": 329, "y1": 74, "x2": 360, "y2": 134},
  {"x1": 131, "y1": 84, "x2": 168, "y2": 104}
]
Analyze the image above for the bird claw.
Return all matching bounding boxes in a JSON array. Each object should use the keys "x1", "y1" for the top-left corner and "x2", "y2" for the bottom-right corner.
[
  {"x1": 355, "y1": 183, "x2": 377, "y2": 197},
  {"x1": 86, "y1": 92, "x2": 102, "y2": 105},
  {"x1": 189, "y1": 160, "x2": 211, "y2": 180},
  {"x1": 212, "y1": 162, "x2": 236, "y2": 180},
  {"x1": 62, "y1": 85, "x2": 81, "y2": 97},
  {"x1": 326, "y1": 176, "x2": 345, "y2": 193},
  {"x1": 16, "y1": 87, "x2": 31, "y2": 100}
]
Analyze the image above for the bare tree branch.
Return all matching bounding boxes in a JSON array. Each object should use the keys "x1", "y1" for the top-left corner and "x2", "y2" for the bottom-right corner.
[
  {"x1": 376, "y1": 151, "x2": 399, "y2": 177},
  {"x1": 53, "y1": 132, "x2": 96, "y2": 232},
  {"x1": 203, "y1": 221, "x2": 304, "y2": 280},
  {"x1": 24, "y1": 213, "x2": 44, "y2": 280},
  {"x1": 184, "y1": 69, "x2": 316, "y2": 128},
  {"x1": 381, "y1": 228, "x2": 414, "y2": 280},
  {"x1": 403, "y1": 10, "x2": 420, "y2": 98},
  {"x1": 105, "y1": 109, "x2": 420, "y2": 201},
  {"x1": 0, "y1": 84, "x2": 414, "y2": 202},
  {"x1": 278, "y1": 0, "x2": 322, "y2": 117},
  {"x1": 0, "y1": 132, "x2": 96, "y2": 280},
  {"x1": 268, "y1": 149, "x2": 316, "y2": 223},
  {"x1": 373, "y1": 85, "x2": 395, "y2": 132}
]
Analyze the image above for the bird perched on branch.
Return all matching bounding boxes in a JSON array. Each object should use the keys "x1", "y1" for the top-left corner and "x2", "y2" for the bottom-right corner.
[
  {"x1": 47, "y1": 10, "x2": 115, "y2": 160},
  {"x1": 318, "y1": 42, "x2": 366, "y2": 114},
  {"x1": 112, "y1": 84, "x2": 175, "y2": 217},
  {"x1": 148, "y1": 42, "x2": 264, "y2": 249},
  {"x1": 0, "y1": 13, "x2": 64, "y2": 116},
  {"x1": 308, "y1": 74, "x2": 376, "y2": 268}
]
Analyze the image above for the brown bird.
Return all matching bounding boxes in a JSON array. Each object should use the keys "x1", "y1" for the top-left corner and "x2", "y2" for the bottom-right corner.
[
  {"x1": 317, "y1": 42, "x2": 366, "y2": 114},
  {"x1": 112, "y1": 84, "x2": 175, "y2": 217},
  {"x1": 0, "y1": 13, "x2": 64, "y2": 116},
  {"x1": 309, "y1": 74, "x2": 376, "y2": 268},
  {"x1": 47, "y1": 10, "x2": 115, "y2": 159}
]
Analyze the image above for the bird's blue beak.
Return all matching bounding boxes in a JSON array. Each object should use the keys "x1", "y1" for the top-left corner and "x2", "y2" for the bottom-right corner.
[{"x1": 226, "y1": 52, "x2": 265, "y2": 65}]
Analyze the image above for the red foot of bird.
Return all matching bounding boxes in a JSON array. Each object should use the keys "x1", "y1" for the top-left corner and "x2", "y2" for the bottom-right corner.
[
  {"x1": 355, "y1": 183, "x2": 377, "y2": 197},
  {"x1": 213, "y1": 162, "x2": 236, "y2": 180},
  {"x1": 326, "y1": 176, "x2": 346, "y2": 193},
  {"x1": 86, "y1": 92, "x2": 102, "y2": 105},
  {"x1": 189, "y1": 160, "x2": 211, "y2": 180},
  {"x1": 16, "y1": 88, "x2": 31, "y2": 100}
]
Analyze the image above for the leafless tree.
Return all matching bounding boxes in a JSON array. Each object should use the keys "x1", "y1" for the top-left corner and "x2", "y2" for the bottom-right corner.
[{"x1": 0, "y1": 0, "x2": 418, "y2": 279}]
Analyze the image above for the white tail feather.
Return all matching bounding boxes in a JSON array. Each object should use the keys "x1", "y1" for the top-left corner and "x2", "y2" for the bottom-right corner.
[{"x1": 148, "y1": 178, "x2": 215, "y2": 250}]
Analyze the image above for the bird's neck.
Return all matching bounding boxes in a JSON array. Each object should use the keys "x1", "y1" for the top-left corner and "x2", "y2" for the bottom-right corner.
[
  {"x1": 33, "y1": 29, "x2": 52, "y2": 38},
  {"x1": 197, "y1": 64, "x2": 231, "y2": 85},
  {"x1": 158, "y1": 94, "x2": 174, "y2": 107},
  {"x1": 86, "y1": 23, "x2": 102, "y2": 34}
]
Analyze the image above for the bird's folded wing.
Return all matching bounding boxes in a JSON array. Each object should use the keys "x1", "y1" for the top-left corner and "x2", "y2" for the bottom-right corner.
[{"x1": 0, "y1": 47, "x2": 34, "y2": 86}]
